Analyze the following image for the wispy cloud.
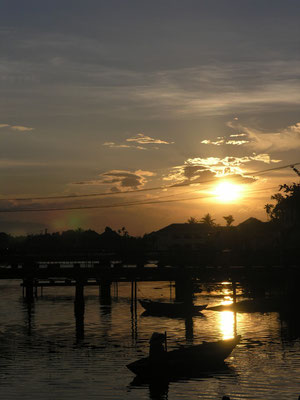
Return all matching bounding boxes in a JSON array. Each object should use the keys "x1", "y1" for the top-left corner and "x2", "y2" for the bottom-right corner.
[
  {"x1": 229, "y1": 133, "x2": 247, "y2": 137},
  {"x1": 102, "y1": 141, "x2": 147, "y2": 150},
  {"x1": 10, "y1": 125, "x2": 34, "y2": 132},
  {"x1": 103, "y1": 133, "x2": 173, "y2": 150},
  {"x1": 126, "y1": 133, "x2": 174, "y2": 145},
  {"x1": 201, "y1": 121, "x2": 300, "y2": 151},
  {"x1": 201, "y1": 136, "x2": 249, "y2": 146},
  {"x1": 73, "y1": 169, "x2": 155, "y2": 191},
  {"x1": 225, "y1": 121, "x2": 300, "y2": 152},
  {"x1": 103, "y1": 142, "x2": 132, "y2": 149},
  {"x1": 0, "y1": 123, "x2": 34, "y2": 132},
  {"x1": 201, "y1": 139, "x2": 225, "y2": 146},
  {"x1": 244, "y1": 122, "x2": 300, "y2": 152},
  {"x1": 225, "y1": 140, "x2": 249, "y2": 145},
  {"x1": 3, "y1": 51, "x2": 300, "y2": 120}
]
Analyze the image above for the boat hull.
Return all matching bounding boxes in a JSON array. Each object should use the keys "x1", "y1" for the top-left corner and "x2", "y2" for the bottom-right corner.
[
  {"x1": 127, "y1": 336, "x2": 241, "y2": 378},
  {"x1": 139, "y1": 299, "x2": 207, "y2": 317}
]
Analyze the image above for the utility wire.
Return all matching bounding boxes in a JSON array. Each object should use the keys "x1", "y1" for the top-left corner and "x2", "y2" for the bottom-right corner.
[
  {"x1": 0, "y1": 185, "x2": 280, "y2": 213},
  {"x1": 1, "y1": 162, "x2": 299, "y2": 203},
  {"x1": 0, "y1": 193, "x2": 216, "y2": 213}
]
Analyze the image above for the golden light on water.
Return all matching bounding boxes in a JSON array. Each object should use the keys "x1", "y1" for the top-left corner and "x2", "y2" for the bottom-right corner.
[
  {"x1": 219, "y1": 311, "x2": 235, "y2": 340},
  {"x1": 213, "y1": 181, "x2": 244, "y2": 203},
  {"x1": 219, "y1": 281, "x2": 236, "y2": 339}
]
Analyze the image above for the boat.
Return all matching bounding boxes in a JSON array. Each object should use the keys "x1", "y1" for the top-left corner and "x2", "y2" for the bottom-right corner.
[
  {"x1": 139, "y1": 299, "x2": 207, "y2": 316},
  {"x1": 207, "y1": 298, "x2": 282, "y2": 313},
  {"x1": 127, "y1": 333, "x2": 241, "y2": 378}
]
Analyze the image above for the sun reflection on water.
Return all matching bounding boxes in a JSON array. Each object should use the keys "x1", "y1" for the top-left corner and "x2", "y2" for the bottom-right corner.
[
  {"x1": 219, "y1": 291, "x2": 235, "y2": 339},
  {"x1": 219, "y1": 311, "x2": 235, "y2": 340}
]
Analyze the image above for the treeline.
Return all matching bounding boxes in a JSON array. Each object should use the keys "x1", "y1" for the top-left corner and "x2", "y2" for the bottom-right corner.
[
  {"x1": 0, "y1": 227, "x2": 147, "y2": 264},
  {"x1": 0, "y1": 183, "x2": 299, "y2": 266}
]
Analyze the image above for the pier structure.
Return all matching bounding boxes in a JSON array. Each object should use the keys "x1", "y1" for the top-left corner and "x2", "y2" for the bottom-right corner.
[
  {"x1": 0, "y1": 259, "x2": 298, "y2": 305},
  {"x1": 1, "y1": 258, "x2": 299, "y2": 341}
]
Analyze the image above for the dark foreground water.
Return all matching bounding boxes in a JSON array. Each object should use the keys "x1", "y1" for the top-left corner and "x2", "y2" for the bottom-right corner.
[{"x1": 0, "y1": 279, "x2": 299, "y2": 400}]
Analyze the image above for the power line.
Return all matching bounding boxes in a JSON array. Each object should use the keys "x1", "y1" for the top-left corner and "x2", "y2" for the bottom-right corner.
[
  {"x1": 0, "y1": 193, "x2": 214, "y2": 213},
  {"x1": 247, "y1": 162, "x2": 300, "y2": 176},
  {"x1": 1, "y1": 162, "x2": 299, "y2": 203},
  {"x1": 0, "y1": 185, "x2": 280, "y2": 214}
]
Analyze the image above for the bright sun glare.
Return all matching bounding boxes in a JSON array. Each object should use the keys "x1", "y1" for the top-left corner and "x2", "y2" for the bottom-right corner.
[{"x1": 213, "y1": 181, "x2": 243, "y2": 203}]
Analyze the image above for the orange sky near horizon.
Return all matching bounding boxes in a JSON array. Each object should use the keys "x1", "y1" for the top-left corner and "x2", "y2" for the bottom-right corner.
[{"x1": 1, "y1": 1, "x2": 300, "y2": 235}]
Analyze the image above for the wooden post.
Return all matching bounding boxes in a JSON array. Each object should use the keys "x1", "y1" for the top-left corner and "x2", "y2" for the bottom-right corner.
[
  {"x1": 134, "y1": 280, "x2": 137, "y2": 314},
  {"x1": 131, "y1": 280, "x2": 138, "y2": 340},
  {"x1": 100, "y1": 279, "x2": 111, "y2": 305},
  {"x1": 175, "y1": 275, "x2": 193, "y2": 305},
  {"x1": 232, "y1": 280, "x2": 237, "y2": 337},
  {"x1": 24, "y1": 278, "x2": 34, "y2": 302},
  {"x1": 131, "y1": 280, "x2": 134, "y2": 311},
  {"x1": 74, "y1": 280, "x2": 85, "y2": 342},
  {"x1": 232, "y1": 280, "x2": 237, "y2": 305}
]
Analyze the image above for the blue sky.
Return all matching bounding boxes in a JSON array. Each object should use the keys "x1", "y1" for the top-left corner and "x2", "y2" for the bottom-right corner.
[{"x1": 1, "y1": 1, "x2": 300, "y2": 235}]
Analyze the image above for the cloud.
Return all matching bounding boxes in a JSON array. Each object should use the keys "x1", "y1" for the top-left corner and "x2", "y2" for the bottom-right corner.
[
  {"x1": 250, "y1": 154, "x2": 281, "y2": 164},
  {"x1": 201, "y1": 139, "x2": 224, "y2": 145},
  {"x1": 0, "y1": 123, "x2": 34, "y2": 132},
  {"x1": 10, "y1": 125, "x2": 34, "y2": 132},
  {"x1": 163, "y1": 152, "x2": 282, "y2": 187},
  {"x1": 128, "y1": 61, "x2": 300, "y2": 119},
  {"x1": 102, "y1": 141, "x2": 147, "y2": 150},
  {"x1": 163, "y1": 158, "x2": 254, "y2": 186},
  {"x1": 201, "y1": 134, "x2": 249, "y2": 146},
  {"x1": 229, "y1": 133, "x2": 247, "y2": 137},
  {"x1": 73, "y1": 169, "x2": 156, "y2": 190},
  {"x1": 244, "y1": 122, "x2": 300, "y2": 152},
  {"x1": 201, "y1": 120, "x2": 300, "y2": 152},
  {"x1": 225, "y1": 140, "x2": 249, "y2": 145},
  {"x1": 126, "y1": 133, "x2": 174, "y2": 145},
  {"x1": 103, "y1": 142, "x2": 133, "y2": 149},
  {"x1": 226, "y1": 121, "x2": 300, "y2": 152},
  {"x1": 186, "y1": 154, "x2": 279, "y2": 167},
  {"x1": 103, "y1": 133, "x2": 173, "y2": 150}
]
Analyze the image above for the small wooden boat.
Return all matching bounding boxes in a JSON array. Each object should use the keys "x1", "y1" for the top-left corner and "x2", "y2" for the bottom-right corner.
[
  {"x1": 127, "y1": 334, "x2": 241, "y2": 378},
  {"x1": 207, "y1": 298, "x2": 282, "y2": 313},
  {"x1": 139, "y1": 299, "x2": 207, "y2": 316}
]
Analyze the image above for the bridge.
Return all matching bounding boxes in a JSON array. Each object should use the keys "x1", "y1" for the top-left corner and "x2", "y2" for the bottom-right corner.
[{"x1": 0, "y1": 258, "x2": 298, "y2": 305}]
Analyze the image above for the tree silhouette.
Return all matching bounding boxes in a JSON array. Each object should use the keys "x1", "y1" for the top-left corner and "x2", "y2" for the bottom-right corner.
[
  {"x1": 187, "y1": 217, "x2": 198, "y2": 224},
  {"x1": 223, "y1": 215, "x2": 234, "y2": 226},
  {"x1": 118, "y1": 226, "x2": 129, "y2": 237},
  {"x1": 264, "y1": 183, "x2": 300, "y2": 225},
  {"x1": 200, "y1": 213, "x2": 216, "y2": 227},
  {"x1": 264, "y1": 203, "x2": 274, "y2": 220}
]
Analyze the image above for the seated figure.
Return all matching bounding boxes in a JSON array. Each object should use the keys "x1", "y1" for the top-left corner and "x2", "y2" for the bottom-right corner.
[{"x1": 149, "y1": 332, "x2": 166, "y2": 360}]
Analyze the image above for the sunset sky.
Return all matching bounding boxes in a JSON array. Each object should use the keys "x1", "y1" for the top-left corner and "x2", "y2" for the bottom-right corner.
[{"x1": 1, "y1": 0, "x2": 300, "y2": 235}]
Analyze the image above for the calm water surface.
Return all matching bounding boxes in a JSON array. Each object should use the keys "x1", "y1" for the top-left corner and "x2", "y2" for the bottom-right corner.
[{"x1": 0, "y1": 279, "x2": 299, "y2": 400}]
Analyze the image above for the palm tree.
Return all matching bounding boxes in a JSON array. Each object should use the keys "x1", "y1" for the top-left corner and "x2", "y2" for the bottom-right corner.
[
  {"x1": 200, "y1": 213, "x2": 216, "y2": 227},
  {"x1": 187, "y1": 217, "x2": 198, "y2": 224}
]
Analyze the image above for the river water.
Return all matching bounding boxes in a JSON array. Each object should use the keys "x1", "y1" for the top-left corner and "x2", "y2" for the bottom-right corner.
[{"x1": 0, "y1": 279, "x2": 299, "y2": 400}]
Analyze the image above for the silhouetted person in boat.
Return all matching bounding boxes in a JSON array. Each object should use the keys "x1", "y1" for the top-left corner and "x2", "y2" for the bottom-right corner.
[{"x1": 149, "y1": 332, "x2": 166, "y2": 360}]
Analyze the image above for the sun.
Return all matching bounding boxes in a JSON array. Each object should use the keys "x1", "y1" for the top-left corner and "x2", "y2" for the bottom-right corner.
[{"x1": 213, "y1": 181, "x2": 243, "y2": 203}]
